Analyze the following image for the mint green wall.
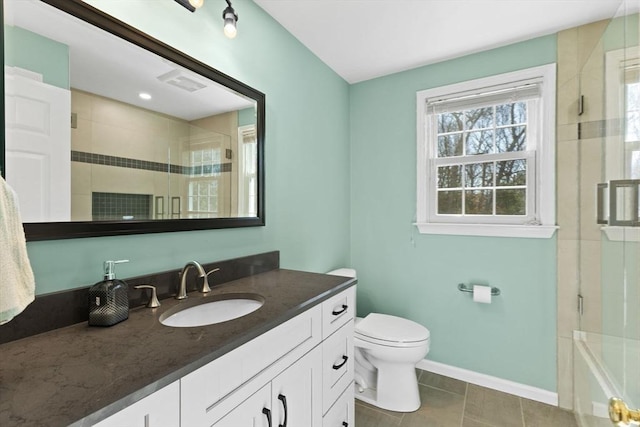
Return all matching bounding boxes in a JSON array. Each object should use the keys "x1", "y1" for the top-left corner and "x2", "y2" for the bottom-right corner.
[
  {"x1": 349, "y1": 36, "x2": 558, "y2": 391},
  {"x1": 238, "y1": 107, "x2": 256, "y2": 126},
  {"x1": 4, "y1": 25, "x2": 69, "y2": 89},
  {"x1": 14, "y1": 0, "x2": 560, "y2": 393},
  {"x1": 25, "y1": 0, "x2": 350, "y2": 294}
]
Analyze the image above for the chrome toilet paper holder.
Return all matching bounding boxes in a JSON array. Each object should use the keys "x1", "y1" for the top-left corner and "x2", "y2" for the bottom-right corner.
[{"x1": 458, "y1": 283, "x2": 501, "y2": 296}]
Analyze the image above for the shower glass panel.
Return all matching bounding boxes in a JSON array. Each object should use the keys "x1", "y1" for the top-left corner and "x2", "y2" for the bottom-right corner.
[{"x1": 574, "y1": 1, "x2": 640, "y2": 425}]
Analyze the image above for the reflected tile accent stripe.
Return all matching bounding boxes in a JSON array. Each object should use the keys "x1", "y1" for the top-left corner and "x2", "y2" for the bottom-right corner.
[
  {"x1": 578, "y1": 119, "x2": 623, "y2": 140},
  {"x1": 71, "y1": 150, "x2": 232, "y2": 174}
]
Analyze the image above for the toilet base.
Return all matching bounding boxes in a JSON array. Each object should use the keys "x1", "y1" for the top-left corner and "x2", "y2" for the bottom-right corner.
[
  {"x1": 354, "y1": 385, "x2": 378, "y2": 407},
  {"x1": 353, "y1": 371, "x2": 421, "y2": 413}
]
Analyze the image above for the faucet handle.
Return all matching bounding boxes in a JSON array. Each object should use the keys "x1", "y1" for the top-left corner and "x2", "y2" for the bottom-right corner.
[
  {"x1": 134, "y1": 285, "x2": 161, "y2": 308},
  {"x1": 201, "y1": 268, "x2": 220, "y2": 293}
]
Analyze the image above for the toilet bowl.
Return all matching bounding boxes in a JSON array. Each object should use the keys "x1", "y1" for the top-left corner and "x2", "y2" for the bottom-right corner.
[{"x1": 326, "y1": 269, "x2": 431, "y2": 412}]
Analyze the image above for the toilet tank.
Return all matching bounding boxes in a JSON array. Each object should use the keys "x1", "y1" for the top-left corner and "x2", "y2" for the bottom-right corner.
[{"x1": 326, "y1": 268, "x2": 356, "y2": 278}]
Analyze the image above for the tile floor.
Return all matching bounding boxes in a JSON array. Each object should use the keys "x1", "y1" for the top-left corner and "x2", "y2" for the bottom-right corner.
[{"x1": 354, "y1": 370, "x2": 579, "y2": 427}]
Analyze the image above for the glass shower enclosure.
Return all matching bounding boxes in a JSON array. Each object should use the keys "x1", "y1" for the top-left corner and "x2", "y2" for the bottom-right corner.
[{"x1": 572, "y1": 1, "x2": 640, "y2": 425}]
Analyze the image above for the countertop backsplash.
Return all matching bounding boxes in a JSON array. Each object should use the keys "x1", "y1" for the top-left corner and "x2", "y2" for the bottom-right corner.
[{"x1": 0, "y1": 251, "x2": 280, "y2": 344}]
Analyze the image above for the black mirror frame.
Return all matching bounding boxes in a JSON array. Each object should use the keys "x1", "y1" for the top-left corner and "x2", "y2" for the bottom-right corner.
[{"x1": 1, "y1": 0, "x2": 265, "y2": 241}]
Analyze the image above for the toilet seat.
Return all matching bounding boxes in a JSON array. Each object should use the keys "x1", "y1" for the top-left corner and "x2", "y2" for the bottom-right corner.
[{"x1": 355, "y1": 313, "x2": 430, "y2": 348}]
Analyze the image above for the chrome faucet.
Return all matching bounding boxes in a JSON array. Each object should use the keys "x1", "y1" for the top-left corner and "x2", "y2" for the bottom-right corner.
[{"x1": 176, "y1": 261, "x2": 220, "y2": 300}]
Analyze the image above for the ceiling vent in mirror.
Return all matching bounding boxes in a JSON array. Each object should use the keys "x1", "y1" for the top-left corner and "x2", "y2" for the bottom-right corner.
[{"x1": 157, "y1": 69, "x2": 208, "y2": 92}]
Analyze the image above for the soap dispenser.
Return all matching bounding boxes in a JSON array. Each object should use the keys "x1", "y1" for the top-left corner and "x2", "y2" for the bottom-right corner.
[{"x1": 88, "y1": 260, "x2": 130, "y2": 326}]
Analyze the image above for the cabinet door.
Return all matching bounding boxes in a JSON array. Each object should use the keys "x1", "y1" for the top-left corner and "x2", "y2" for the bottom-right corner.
[
  {"x1": 271, "y1": 346, "x2": 323, "y2": 427},
  {"x1": 93, "y1": 381, "x2": 179, "y2": 427},
  {"x1": 214, "y1": 383, "x2": 272, "y2": 427}
]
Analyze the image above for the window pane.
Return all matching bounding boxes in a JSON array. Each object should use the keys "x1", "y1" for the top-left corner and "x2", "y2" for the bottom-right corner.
[
  {"x1": 438, "y1": 112, "x2": 463, "y2": 133},
  {"x1": 465, "y1": 162, "x2": 494, "y2": 187},
  {"x1": 496, "y1": 102, "x2": 526, "y2": 126},
  {"x1": 438, "y1": 134, "x2": 463, "y2": 157},
  {"x1": 632, "y1": 150, "x2": 640, "y2": 179},
  {"x1": 465, "y1": 190, "x2": 493, "y2": 214},
  {"x1": 465, "y1": 107, "x2": 493, "y2": 130},
  {"x1": 496, "y1": 126, "x2": 526, "y2": 152},
  {"x1": 466, "y1": 130, "x2": 493, "y2": 155},
  {"x1": 496, "y1": 159, "x2": 526, "y2": 186},
  {"x1": 496, "y1": 189, "x2": 526, "y2": 215},
  {"x1": 203, "y1": 150, "x2": 212, "y2": 162},
  {"x1": 438, "y1": 165, "x2": 461, "y2": 188},
  {"x1": 626, "y1": 111, "x2": 640, "y2": 142},
  {"x1": 438, "y1": 191, "x2": 462, "y2": 214}
]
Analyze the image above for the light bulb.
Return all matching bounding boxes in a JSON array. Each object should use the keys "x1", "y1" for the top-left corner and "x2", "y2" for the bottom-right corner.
[
  {"x1": 189, "y1": 0, "x2": 204, "y2": 9},
  {"x1": 223, "y1": 13, "x2": 237, "y2": 38},
  {"x1": 138, "y1": 92, "x2": 152, "y2": 100}
]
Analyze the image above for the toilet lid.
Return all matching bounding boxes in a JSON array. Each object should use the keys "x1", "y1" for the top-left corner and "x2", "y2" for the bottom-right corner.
[{"x1": 355, "y1": 313, "x2": 430, "y2": 343}]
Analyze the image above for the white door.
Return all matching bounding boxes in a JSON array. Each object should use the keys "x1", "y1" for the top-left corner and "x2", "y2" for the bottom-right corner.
[
  {"x1": 271, "y1": 347, "x2": 323, "y2": 427},
  {"x1": 214, "y1": 383, "x2": 272, "y2": 427},
  {"x1": 4, "y1": 68, "x2": 71, "y2": 222}
]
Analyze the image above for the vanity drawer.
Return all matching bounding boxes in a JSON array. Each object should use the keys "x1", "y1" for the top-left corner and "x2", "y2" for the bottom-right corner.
[
  {"x1": 323, "y1": 382, "x2": 354, "y2": 427},
  {"x1": 322, "y1": 320, "x2": 354, "y2": 415},
  {"x1": 322, "y1": 286, "x2": 356, "y2": 339}
]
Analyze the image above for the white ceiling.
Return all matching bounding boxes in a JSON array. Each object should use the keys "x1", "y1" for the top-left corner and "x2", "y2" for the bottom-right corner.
[
  {"x1": 5, "y1": 0, "x2": 254, "y2": 121},
  {"x1": 254, "y1": 0, "x2": 630, "y2": 84}
]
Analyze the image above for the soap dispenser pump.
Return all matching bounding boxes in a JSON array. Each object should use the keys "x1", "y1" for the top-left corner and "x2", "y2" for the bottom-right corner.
[{"x1": 88, "y1": 260, "x2": 130, "y2": 326}]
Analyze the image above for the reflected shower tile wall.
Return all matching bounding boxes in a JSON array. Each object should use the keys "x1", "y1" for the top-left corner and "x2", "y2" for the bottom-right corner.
[{"x1": 91, "y1": 192, "x2": 152, "y2": 221}]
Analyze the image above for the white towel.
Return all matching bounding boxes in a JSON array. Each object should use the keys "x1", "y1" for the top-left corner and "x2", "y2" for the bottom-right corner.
[{"x1": 0, "y1": 175, "x2": 35, "y2": 325}]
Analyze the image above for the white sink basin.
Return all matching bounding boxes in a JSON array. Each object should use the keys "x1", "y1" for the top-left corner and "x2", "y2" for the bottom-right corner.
[{"x1": 160, "y1": 294, "x2": 264, "y2": 327}]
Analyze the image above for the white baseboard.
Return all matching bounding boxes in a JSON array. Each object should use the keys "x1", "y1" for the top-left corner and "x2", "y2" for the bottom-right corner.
[{"x1": 417, "y1": 359, "x2": 558, "y2": 406}]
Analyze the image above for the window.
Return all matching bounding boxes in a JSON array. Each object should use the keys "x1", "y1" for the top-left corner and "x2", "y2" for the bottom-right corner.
[
  {"x1": 237, "y1": 125, "x2": 257, "y2": 217},
  {"x1": 187, "y1": 147, "x2": 222, "y2": 218},
  {"x1": 416, "y1": 64, "x2": 557, "y2": 238},
  {"x1": 603, "y1": 49, "x2": 640, "y2": 241}
]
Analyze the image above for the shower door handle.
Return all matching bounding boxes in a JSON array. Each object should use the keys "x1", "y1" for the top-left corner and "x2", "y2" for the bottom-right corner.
[
  {"x1": 609, "y1": 397, "x2": 640, "y2": 425},
  {"x1": 597, "y1": 183, "x2": 608, "y2": 225},
  {"x1": 599, "y1": 180, "x2": 640, "y2": 226}
]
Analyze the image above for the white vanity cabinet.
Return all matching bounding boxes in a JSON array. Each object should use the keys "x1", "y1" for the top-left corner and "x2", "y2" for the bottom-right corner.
[
  {"x1": 91, "y1": 285, "x2": 356, "y2": 427},
  {"x1": 92, "y1": 381, "x2": 180, "y2": 427},
  {"x1": 214, "y1": 347, "x2": 323, "y2": 427},
  {"x1": 320, "y1": 286, "x2": 356, "y2": 427},
  {"x1": 181, "y1": 304, "x2": 323, "y2": 426}
]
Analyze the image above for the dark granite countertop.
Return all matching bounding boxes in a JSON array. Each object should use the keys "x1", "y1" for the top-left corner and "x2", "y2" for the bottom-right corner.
[{"x1": 0, "y1": 269, "x2": 356, "y2": 427}]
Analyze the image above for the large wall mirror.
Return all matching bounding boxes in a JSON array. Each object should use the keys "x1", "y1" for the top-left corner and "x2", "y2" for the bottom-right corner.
[{"x1": 1, "y1": 0, "x2": 265, "y2": 240}]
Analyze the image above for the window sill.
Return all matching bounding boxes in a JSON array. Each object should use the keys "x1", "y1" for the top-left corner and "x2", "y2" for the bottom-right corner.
[
  {"x1": 415, "y1": 223, "x2": 558, "y2": 239},
  {"x1": 601, "y1": 226, "x2": 640, "y2": 242}
]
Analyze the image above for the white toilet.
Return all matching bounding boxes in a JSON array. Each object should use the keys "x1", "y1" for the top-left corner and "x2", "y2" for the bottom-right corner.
[{"x1": 327, "y1": 269, "x2": 430, "y2": 412}]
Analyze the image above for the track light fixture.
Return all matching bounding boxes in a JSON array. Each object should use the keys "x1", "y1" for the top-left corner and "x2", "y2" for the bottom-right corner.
[
  {"x1": 222, "y1": 0, "x2": 238, "y2": 39},
  {"x1": 174, "y1": 0, "x2": 238, "y2": 39}
]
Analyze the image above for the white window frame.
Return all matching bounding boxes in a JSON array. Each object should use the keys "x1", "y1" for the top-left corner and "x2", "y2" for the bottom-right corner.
[{"x1": 415, "y1": 64, "x2": 557, "y2": 238}]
